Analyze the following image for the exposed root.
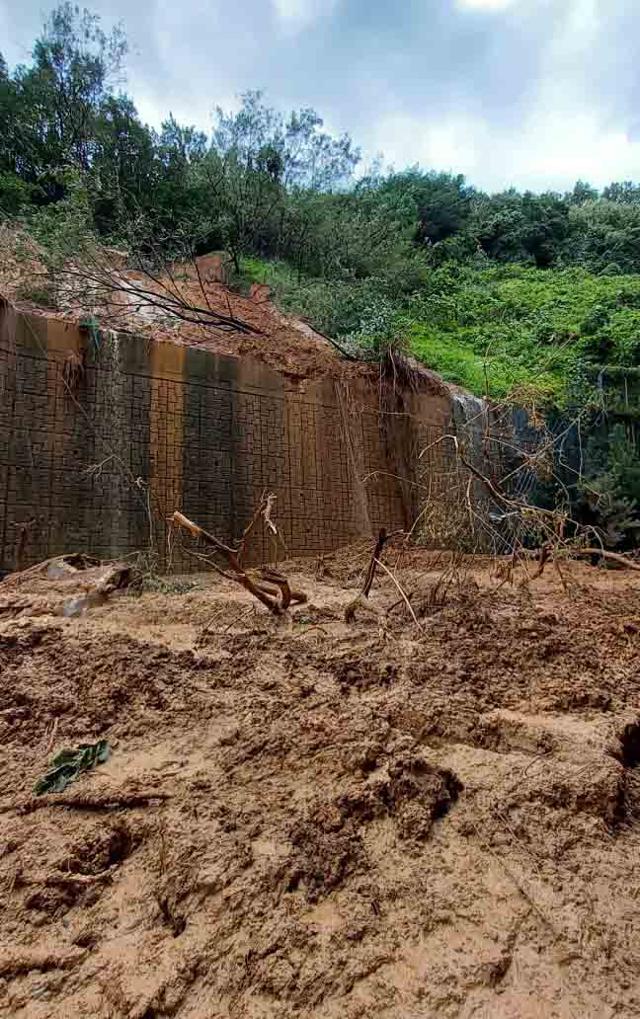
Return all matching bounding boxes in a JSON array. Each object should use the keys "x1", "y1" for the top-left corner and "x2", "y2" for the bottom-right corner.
[{"x1": 170, "y1": 507, "x2": 306, "y2": 615}]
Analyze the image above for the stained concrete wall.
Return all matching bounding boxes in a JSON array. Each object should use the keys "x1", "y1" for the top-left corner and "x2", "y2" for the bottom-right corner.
[{"x1": 0, "y1": 304, "x2": 456, "y2": 572}]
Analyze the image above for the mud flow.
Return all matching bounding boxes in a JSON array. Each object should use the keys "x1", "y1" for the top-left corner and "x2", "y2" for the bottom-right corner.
[{"x1": 1, "y1": 550, "x2": 640, "y2": 1017}]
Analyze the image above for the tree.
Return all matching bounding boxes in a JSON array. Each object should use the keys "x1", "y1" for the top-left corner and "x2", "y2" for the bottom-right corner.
[
  {"x1": 602, "y1": 181, "x2": 640, "y2": 205},
  {"x1": 469, "y1": 189, "x2": 569, "y2": 267},
  {"x1": 0, "y1": 53, "x2": 33, "y2": 215},
  {"x1": 569, "y1": 180, "x2": 598, "y2": 205},
  {"x1": 212, "y1": 91, "x2": 359, "y2": 190},
  {"x1": 90, "y1": 95, "x2": 155, "y2": 233},
  {"x1": 0, "y1": 2, "x2": 128, "y2": 212},
  {"x1": 566, "y1": 200, "x2": 640, "y2": 274},
  {"x1": 193, "y1": 92, "x2": 360, "y2": 271},
  {"x1": 24, "y1": 3, "x2": 127, "y2": 173}
]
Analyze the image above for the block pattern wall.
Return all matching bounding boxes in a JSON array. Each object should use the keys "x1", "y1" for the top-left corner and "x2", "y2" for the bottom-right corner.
[{"x1": 0, "y1": 306, "x2": 455, "y2": 573}]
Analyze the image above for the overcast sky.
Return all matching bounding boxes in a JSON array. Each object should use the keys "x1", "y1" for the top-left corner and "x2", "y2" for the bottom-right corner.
[{"x1": 2, "y1": 0, "x2": 639, "y2": 193}]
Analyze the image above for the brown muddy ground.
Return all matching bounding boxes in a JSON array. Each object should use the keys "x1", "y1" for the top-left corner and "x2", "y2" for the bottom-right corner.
[{"x1": 1, "y1": 548, "x2": 640, "y2": 1018}]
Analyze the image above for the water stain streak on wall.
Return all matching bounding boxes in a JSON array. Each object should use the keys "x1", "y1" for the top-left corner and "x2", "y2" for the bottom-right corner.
[{"x1": 0, "y1": 306, "x2": 459, "y2": 572}]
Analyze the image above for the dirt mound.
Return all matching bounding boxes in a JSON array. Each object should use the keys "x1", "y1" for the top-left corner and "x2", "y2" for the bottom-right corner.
[{"x1": 1, "y1": 554, "x2": 640, "y2": 1017}]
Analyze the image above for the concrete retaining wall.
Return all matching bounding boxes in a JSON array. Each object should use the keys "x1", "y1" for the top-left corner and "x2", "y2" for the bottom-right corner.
[{"x1": 0, "y1": 304, "x2": 457, "y2": 572}]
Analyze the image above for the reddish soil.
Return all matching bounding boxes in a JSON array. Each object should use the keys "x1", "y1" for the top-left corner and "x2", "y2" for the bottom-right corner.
[
  {"x1": 1, "y1": 548, "x2": 640, "y2": 1018},
  {"x1": 1, "y1": 241, "x2": 364, "y2": 383},
  {"x1": 102, "y1": 264, "x2": 352, "y2": 383}
]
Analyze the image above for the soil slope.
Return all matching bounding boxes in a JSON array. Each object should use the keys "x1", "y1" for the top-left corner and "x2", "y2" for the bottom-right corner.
[{"x1": 1, "y1": 549, "x2": 639, "y2": 1018}]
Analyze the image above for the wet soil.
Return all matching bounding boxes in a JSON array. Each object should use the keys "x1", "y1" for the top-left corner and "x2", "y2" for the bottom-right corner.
[{"x1": 1, "y1": 549, "x2": 640, "y2": 1018}]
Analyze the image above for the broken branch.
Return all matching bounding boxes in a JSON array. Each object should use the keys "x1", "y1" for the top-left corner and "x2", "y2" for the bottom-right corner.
[
  {"x1": 170, "y1": 507, "x2": 305, "y2": 614},
  {"x1": 570, "y1": 548, "x2": 640, "y2": 572},
  {"x1": 1, "y1": 791, "x2": 171, "y2": 814},
  {"x1": 345, "y1": 529, "x2": 390, "y2": 623},
  {"x1": 16, "y1": 868, "x2": 116, "y2": 888}
]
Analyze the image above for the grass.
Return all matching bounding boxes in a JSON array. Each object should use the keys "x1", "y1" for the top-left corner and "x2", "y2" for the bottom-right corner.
[
  {"x1": 239, "y1": 257, "x2": 640, "y2": 406},
  {"x1": 405, "y1": 323, "x2": 563, "y2": 401}
]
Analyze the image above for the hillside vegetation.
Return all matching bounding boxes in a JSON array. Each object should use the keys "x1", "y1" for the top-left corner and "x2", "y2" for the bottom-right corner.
[
  {"x1": 242, "y1": 258, "x2": 640, "y2": 403},
  {"x1": 2, "y1": 6, "x2": 640, "y2": 404},
  {"x1": 2, "y1": 3, "x2": 640, "y2": 544}
]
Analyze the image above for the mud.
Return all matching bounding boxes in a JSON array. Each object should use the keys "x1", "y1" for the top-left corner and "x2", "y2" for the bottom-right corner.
[{"x1": 1, "y1": 550, "x2": 640, "y2": 1017}]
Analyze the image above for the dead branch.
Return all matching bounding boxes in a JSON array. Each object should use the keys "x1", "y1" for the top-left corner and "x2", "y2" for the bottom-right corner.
[
  {"x1": 1, "y1": 791, "x2": 171, "y2": 815},
  {"x1": 0, "y1": 949, "x2": 87, "y2": 978},
  {"x1": 170, "y1": 510, "x2": 240, "y2": 561},
  {"x1": 363, "y1": 529, "x2": 389, "y2": 597},
  {"x1": 262, "y1": 493, "x2": 289, "y2": 564},
  {"x1": 259, "y1": 567, "x2": 307, "y2": 608},
  {"x1": 263, "y1": 493, "x2": 278, "y2": 535},
  {"x1": 16, "y1": 868, "x2": 115, "y2": 888},
  {"x1": 570, "y1": 548, "x2": 640, "y2": 572},
  {"x1": 171, "y1": 510, "x2": 280, "y2": 612},
  {"x1": 235, "y1": 490, "x2": 287, "y2": 566},
  {"x1": 260, "y1": 568, "x2": 290, "y2": 609},
  {"x1": 345, "y1": 529, "x2": 389, "y2": 622},
  {"x1": 236, "y1": 490, "x2": 269, "y2": 566},
  {"x1": 170, "y1": 508, "x2": 305, "y2": 614},
  {"x1": 533, "y1": 545, "x2": 552, "y2": 579},
  {"x1": 1, "y1": 553, "x2": 100, "y2": 588}
]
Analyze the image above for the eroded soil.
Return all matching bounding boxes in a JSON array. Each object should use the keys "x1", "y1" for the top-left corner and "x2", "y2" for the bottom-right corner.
[{"x1": 1, "y1": 549, "x2": 640, "y2": 1018}]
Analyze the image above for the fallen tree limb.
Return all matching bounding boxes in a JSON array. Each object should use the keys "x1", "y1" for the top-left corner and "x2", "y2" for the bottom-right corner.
[
  {"x1": 170, "y1": 508, "x2": 306, "y2": 614},
  {"x1": 0, "y1": 948, "x2": 87, "y2": 978},
  {"x1": 171, "y1": 510, "x2": 279, "y2": 611},
  {"x1": 570, "y1": 548, "x2": 640, "y2": 572},
  {"x1": 16, "y1": 868, "x2": 116, "y2": 888},
  {"x1": 0, "y1": 553, "x2": 101, "y2": 588},
  {"x1": 1, "y1": 791, "x2": 171, "y2": 814}
]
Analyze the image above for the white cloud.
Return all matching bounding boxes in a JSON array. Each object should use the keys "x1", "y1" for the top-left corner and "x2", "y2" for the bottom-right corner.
[
  {"x1": 456, "y1": 0, "x2": 518, "y2": 11},
  {"x1": 366, "y1": 101, "x2": 640, "y2": 193},
  {"x1": 272, "y1": 0, "x2": 337, "y2": 32},
  {"x1": 362, "y1": 0, "x2": 634, "y2": 191}
]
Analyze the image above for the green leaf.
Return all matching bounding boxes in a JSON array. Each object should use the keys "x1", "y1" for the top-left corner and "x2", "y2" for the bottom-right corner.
[{"x1": 34, "y1": 739, "x2": 111, "y2": 796}]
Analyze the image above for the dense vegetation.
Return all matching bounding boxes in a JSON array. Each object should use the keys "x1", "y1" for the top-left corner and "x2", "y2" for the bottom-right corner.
[
  {"x1": 1, "y1": 4, "x2": 640, "y2": 544},
  {"x1": 4, "y1": 4, "x2": 640, "y2": 391}
]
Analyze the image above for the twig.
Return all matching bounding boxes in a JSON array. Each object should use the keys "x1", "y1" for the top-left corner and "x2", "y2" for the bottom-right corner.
[
  {"x1": 45, "y1": 718, "x2": 59, "y2": 754},
  {"x1": 374, "y1": 557, "x2": 424, "y2": 633}
]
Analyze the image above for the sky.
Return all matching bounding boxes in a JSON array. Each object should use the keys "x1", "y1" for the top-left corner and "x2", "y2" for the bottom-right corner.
[{"x1": 2, "y1": 0, "x2": 640, "y2": 193}]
